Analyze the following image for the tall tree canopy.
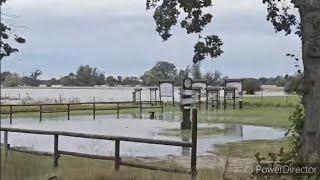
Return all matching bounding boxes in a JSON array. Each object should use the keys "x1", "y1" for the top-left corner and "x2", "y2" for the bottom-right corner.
[
  {"x1": 146, "y1": 0, "x2": 300, "y2": 63},
  {"x1": 147, "y1": 0, "x2": 320, "y2": 163},
  {"x1": 0, "y1": 0, "x2": 25, "y2": 60}
]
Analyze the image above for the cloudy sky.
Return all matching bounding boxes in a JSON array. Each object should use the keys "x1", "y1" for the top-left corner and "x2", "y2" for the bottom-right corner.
[{"x1": 1, "y1": 0, "x2": 301, "y2": 79}]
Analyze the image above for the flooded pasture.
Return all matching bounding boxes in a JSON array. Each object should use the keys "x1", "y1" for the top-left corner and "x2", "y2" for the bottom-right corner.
[
  {"x1": 1, "y1": 87, "x2": 287, "y2": 104},
  {"x1": 0, "y1": 114, "x2": 285, "y2": 158}
]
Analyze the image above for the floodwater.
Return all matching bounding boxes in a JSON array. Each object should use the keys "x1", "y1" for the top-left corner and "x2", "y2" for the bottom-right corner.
[
  {"x1": 1, "y1": 87, "x2": 287, "y2": 104},
  {"x1": 0, "y1": 114, "x2": 285, "y2": 157},
  {"x1": 1, "y1": 87, "x2": 180, "y2": 103}
]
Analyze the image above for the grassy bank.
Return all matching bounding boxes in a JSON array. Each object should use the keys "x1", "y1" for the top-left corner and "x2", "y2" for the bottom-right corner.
[
  {"x1": 243, "y1": 95, "x2": 300, "y2": 107},
  {"x1": 1, "y1": 150, "x2": 237, "y2": 180}
]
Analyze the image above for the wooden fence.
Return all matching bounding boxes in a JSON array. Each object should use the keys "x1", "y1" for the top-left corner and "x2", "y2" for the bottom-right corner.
[
  {"x1": 1, "y1": 117, "x2": 198, "y2": 177},
  {"x1": 0, "y1": 101, "x2": 164, "y2": 124}
]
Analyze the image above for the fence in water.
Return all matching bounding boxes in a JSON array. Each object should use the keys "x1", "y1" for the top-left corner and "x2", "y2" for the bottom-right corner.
[
  {"x1": 1, "y1": 117, "x2": 198, "y2": 177},
  {"x1": 0, "y1": 101, "x2": 164, "y2": 124}
]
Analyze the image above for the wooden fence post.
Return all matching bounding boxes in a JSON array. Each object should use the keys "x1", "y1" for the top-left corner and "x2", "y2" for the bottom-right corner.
[
  {"x1": 191, "y1": 108, "x2": 197, "y2": 179},
  {"x1": 233, "y1": 90, "x2": 236, "y2": 109},
  {"x1": 117, "y1": 103, "x2": 120, "y2": 119},
  {"x1": 161, "y1": 101, "x2": 164, "y2": 114},
  {"x1": 217, "y1": 93, "x2": 220, "y2": 110},
  {"x1": 115, "y1": 140, "x2": 120, "y2": 172},
  {"x1": 39, "y1": 105, "x2": 42, "y2": 122},
  {"x1": 206, "y1": 90, "x2": 209, "y2": 110},
  {"x1": 139, "y1": 101, "x2": 142, "y2": 119},
  {"x1": 9, "y1": 105, "x2": 13, "y2": 124},
  {"x1": 54, "y1": 134, "x2": 59, "y2": 167},
  {"x1": 93, "y1": 102, "x2": 96, "y2": 120},
  {"x1": 67, "y1": 104, "x2": 70, "y2": 120},
  {"x1": 4, "y1": 131, "x2": 8, "y2": 156},
  {"x1": 223, "y1": 94, "x2": 226, "y2": 110}
]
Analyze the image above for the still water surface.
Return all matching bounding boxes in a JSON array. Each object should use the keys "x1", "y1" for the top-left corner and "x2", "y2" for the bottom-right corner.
[{"x1": 1, "y1": 115, "x2": 285, "y2": 157}]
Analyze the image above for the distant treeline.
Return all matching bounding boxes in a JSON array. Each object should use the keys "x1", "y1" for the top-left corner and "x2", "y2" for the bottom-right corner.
[{"x1": 0, "y1": 61, "x2": 302, "y2": 94}]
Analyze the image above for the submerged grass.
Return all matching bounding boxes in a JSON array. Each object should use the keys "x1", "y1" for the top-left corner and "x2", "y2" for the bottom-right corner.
[
  {"x1": 158, "y1": 126, "x2": 226, "y2": 137},
  {"x1": 211, "y1": 139, "x2": 290, "y2": 159},
  {"x1": 1, "y1": 104, "x2": 293, "y2": 128}
]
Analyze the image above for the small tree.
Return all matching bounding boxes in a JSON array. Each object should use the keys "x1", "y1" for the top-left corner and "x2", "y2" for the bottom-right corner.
[
  {"x1": 3, "y1": 73, "x2": 21, "y2": 87},
  {"x1": 22, "y1": 69, "x2": 42, "y2": 87},
  {"x1": 106, "y1": 76, "x2": 118, "y2": 86},
  {"x1": 284, "y1": 73, "x2": 303, "y2": 94},
  {"x1": 243, "y1": 78, "x2": 262, "y2": 95}
]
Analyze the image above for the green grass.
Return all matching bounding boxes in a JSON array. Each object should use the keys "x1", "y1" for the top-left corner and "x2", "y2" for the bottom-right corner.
[
  {"x1": 1, "y1": 150, "x2": 228, "y2": 180},
  {"x1": 243, "y1": 95, "x2": 301, "y2": 107},
  {"x1": 198, "y1": 106, "x2": 294, "y2": 128},
  {"x1": 211, "y1": 139, "x2": 290, "y2": 159}
]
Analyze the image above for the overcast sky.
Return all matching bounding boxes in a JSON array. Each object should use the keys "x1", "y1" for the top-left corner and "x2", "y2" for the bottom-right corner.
[{"x1": 1, "y1": 0, "x2": 301, "y2": 79}]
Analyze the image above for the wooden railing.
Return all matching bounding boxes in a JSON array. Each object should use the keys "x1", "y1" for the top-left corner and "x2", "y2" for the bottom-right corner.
[
  {"x1": 1, "y1": 122, "x2": 198, "y2": 176},
  {"x1": 0, "y1": 101, "x2": 164, "y2": 124}
]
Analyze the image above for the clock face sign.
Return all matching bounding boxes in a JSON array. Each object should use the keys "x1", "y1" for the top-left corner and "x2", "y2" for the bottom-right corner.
[{"x1": 183, "y1": 78, "x2": 192, "y2": 89}]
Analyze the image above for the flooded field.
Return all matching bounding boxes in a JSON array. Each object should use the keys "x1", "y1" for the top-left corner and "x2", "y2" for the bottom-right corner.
[
  {"x1": 1, "y1": 87, "x2": 179, "y2": 103},
  {"x1": 0, "y1": 114, "x2": 285, "y2": 158},
  {"x1": 1, "y1": 86, "x2": 288, "y2": 104}
]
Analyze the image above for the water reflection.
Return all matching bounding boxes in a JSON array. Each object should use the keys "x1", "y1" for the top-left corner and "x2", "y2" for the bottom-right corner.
[{"x1": 1, "y1": 115, "x2": 285, "y2": 157}]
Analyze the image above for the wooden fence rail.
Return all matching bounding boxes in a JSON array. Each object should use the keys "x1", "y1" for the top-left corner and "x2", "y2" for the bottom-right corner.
[
  {"x1": 0, "y1": 126, "x2": 197, "y2": 176},
  {"x1": 0, "y1": 101, "x2": 164, "y2": 124}
]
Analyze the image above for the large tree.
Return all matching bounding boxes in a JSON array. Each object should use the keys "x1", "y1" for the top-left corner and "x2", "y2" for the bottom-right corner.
[
  {"x1": 142, "y1": 61, "x2": 177, "y2": 85},
  {"x1": 146, "y1": 0, "x2": 320, "y2": 162},
  {"x1": 0, "y1": 0, "x2": 25, "y2": 61}
]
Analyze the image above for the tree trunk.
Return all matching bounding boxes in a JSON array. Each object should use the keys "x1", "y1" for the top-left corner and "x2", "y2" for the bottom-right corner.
[{"x1": 300, "y1": 0, "x2": 320, "y2": 162}]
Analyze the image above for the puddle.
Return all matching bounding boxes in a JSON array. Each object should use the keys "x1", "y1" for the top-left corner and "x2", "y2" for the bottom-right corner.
[{"x1": 0, "y1": 115, "x2": 285, "y2": 157}]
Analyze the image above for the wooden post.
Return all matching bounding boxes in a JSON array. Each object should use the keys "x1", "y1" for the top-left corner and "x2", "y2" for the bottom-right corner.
[
  {"x1": 233, "y1": 90, "x2": 236, "y2": 109},
  {"x1": 93, "y1": 102, "x2": 96, "y2": 120},
  {"x1": 158, "y1": 81, "x2": 162, "y2": 103},
  {"x1": 161, "y1": 101, "x2": 164, "y2": 114},
  {"x1": 216, "y1": 91, "x2": 220, "y2": 110},
  {"x1": 172, "y1": 83, "x2": 175, "y2": 107},
  {"x1": 198, "y1": 90, "x2": 201, "y2": 110},
  {"x1": 54, "y1": 134, "x2": 59, "y2": 168},
  {"x1": 206, "y1": 90, "x2": 208, "y2": 110},
  {"x1": 4, "y1": 131, "x2": 8, "y2": 156},
  {"x1": 139, "y1": 101, "x2": 142, "y2": 119},
  {"x1": 223, "y1": 92, "x2": 226, "y2": 110},
  {"x1": 67, "y1": 104, "x2": 70, "y2": 120},
  {"x1": 149, "y1": 90, "x2": 152, "y2": 105},
  {"x1": 115, "y1": 140, "x2": 120, "y2": 172},
  {"x1": 39, "y1": 105, "x2": 42, "y2": 122},
  {"x1": 191, "y1": 108, "x2": 197, "y2": 178},
  {"x1": 117, "y1": 103, "x2": 120, "y2": 119},
  {"x1": 9, "y1": 105, "x2": 13, "y2": 124}
]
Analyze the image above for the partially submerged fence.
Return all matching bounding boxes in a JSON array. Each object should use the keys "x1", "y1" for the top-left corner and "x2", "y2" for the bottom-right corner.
[
  {"x1": 0, "y1": 101, "x2": 164, "y2": 124},
  {"x1": 1, "y1": 118, "x2": 198, "y2": 177}
]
